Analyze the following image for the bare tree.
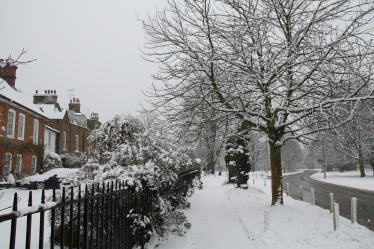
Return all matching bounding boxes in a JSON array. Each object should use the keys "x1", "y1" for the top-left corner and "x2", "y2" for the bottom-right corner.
[
  {"x1": 141, "y1": 0, "x2": 374, "y2": 205},
  {"x1": 331, "y1": 101, "x2": 374, "y2": 176}
]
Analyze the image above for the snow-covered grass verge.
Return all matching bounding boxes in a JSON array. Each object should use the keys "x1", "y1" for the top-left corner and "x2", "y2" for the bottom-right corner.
[
  {"x1": 311, "y1": 170, "x2": 374, "y2": 192},
  {"x1": 147, "y1": 174, "x2": 374, "y2": 249}
]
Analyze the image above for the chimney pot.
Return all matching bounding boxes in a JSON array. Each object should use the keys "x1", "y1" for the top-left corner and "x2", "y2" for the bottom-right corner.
[
  {"x1": 36, "y1": 90, "x2": 38, "y2": 94},
  {"x1": 54, "y1": 90, "x2": 56, "y2": 94},
  {"x1": 45, "y1": 90, "x2": 47, "y2": 94}
]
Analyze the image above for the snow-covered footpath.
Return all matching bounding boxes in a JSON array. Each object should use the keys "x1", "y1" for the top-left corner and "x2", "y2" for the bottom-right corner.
[{"x1": 147, "y1": 174, "x2": 374, "y2": 249}]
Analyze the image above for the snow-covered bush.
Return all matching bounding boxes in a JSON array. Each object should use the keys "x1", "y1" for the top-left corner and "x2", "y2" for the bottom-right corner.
[
  {"x1": 6, "y1": 173, "x2": 15, "y2": 184},
  {"x1": 224, "y1": 136, "x2": 251, "y2": 187},
  {"x1": 39, "y1": 152, "x2": 63, "y2": 174},
  {"x1": 52, "y1": 115, "x2": 198, "y2": 247},
  {"x1": 60, "y1": 153, "x2": 87, "y2": 168}
]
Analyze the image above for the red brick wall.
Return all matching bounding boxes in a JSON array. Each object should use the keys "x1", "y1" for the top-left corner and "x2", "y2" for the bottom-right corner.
[{"x1": 0, "y1": 100, "x2": 46, "y2": 178}]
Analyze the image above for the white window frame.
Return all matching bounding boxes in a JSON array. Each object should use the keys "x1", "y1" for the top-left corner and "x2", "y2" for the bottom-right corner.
[
  {"x1": 15, "y1": 154, "x2": 22, "y2": 173},
  {"x1": 18, "y1": 113, "x2": 25, "y2": 140},
  {"x1": 33, "y1": 119, "x2": 39, "y2": 145},
  {"x1": 7, "y1": 109, "x2": 16, "y2": 138},
  {"x1": 31, "y1": 156, "x2": 37, "y2": 175},
  {"x1": 75, "y1": 135, "x2": 79, "y2": 151},
  {"x1": 63, "y1": 132, "x2": 67, "y2": 150},
  {"x1": 3, "y1": 153, "x2": 12, "y2": 177},
  {"x1": 48, "y1": 131, "x2": 51, "y2": 147}
]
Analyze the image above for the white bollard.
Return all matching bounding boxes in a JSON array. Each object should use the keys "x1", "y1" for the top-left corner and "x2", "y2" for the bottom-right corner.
[
  {"x1": 286, "y1": 183, "x2": 289, "y2": 196},
  {"x1": 329, "y1": 193, "x2": 334, "y2": 213},
  {"x1": 264, "y1": 210, "x2": 270, "y2": 231},
  {"x1": 351, "y1": 197, "x2": 357, "y2": 224},
  {"x1": 253, "y1": 179, "x2": 255, "y2": 185},
  {"x1": 333, "y1": 203, "x2": 340, "y2": 231},
  {"x1": 299, "y1": 186, "x2": 303, "y2": 200},
  {"x1": 311, "y1": 188, "x2": 315, "y2": 205}
]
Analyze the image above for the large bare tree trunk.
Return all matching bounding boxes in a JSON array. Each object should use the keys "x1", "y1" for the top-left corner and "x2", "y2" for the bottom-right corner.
[{"x1": 269, "y1": 141, "x2": 283, "y2": 205}]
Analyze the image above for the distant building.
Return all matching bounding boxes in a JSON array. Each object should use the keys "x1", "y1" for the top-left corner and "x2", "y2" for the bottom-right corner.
[{"x1": 33, "y1": 92, "x2": 101, "y2": 156}]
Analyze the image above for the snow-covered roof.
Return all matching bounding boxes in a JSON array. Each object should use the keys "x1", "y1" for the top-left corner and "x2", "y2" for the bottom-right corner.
[
  {"x1": 0, "y1": 79, "x2": 49, "y2": 119},
  {"x1": 36, "y1": 104, "x2": 66, "y2": 119},
  {"x1": 45, "y1": 125, "x2": 60, "y2": 133}
]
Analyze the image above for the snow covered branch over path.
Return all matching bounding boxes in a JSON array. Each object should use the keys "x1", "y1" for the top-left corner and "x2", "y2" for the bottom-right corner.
[{"x1": 148, "y1": 174, "x2": 374, "y2": 249}]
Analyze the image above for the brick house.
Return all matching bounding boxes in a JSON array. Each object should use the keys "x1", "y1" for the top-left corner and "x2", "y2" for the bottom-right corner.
[
  {"x1": 0, "y1": 62, "x2": 49, "y2": 180},
  {"x1": 33, "y1": 93, "x2": 101, "y2": 157}
]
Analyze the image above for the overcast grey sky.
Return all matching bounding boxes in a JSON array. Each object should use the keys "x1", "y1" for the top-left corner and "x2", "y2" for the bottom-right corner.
[{"x1": 0, "y1": 0, "x2": 167, "y2": 122}]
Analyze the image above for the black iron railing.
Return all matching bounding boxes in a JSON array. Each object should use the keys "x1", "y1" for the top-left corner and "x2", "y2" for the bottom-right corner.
[{"x1": 0, "y1": 170, "x2": 198, "y2": 249}]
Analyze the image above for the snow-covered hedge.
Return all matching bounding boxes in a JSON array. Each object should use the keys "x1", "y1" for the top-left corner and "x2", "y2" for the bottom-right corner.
[
  {"x1": 57, "y1": 115, "x2": 199, "y2": 243},
  {"x1": 60, "y1": 153, "x2": 87, "y2": 168},
  {"x1": 84, "y1": 115, "x2": 195, "y2": 190}
]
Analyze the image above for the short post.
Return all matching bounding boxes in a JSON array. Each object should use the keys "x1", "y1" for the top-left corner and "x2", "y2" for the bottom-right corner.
[
  {"x1": 264, "y1": 210, "x2": 270, "y2": 232},
  {"x1": 333, "y1": 202, "x2": 340, "y2": 231},
  {"x1": 351, "y1": 197, "x2": 357, "y2": 224},
  {"x1": 311, "y1": 188, "x2": 315, "y2": 205},
  {"x1": 253, "y1": 179, "x2": 255, "y2": 185},
  {"x1": 286, "y1": 183, "x2": 289, "y2": 196},
  {"x1": 264, "y1": 179, "x2": 266, "y2": 187},
  {"x1": 329, "y1": 193, "x2": 334, "y2": 213},
  {"x1": 299, "y1": 186, "x2": 303, "y2": 200}
]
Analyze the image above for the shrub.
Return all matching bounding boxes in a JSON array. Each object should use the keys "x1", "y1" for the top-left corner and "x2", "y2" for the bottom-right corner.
[
  {"x1": 60, "y1": 153, "x2": 87, "y2": 168},
  {"x1": 39, "y1": 152, "x2": 63, "y2": 174}
]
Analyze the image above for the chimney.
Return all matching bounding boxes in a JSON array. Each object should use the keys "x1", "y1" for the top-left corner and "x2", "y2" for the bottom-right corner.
[
  {"x1": 90, "y1": 112, "x2": 99, "y2": 121},
  {"x1": 0, "y1": 60, "x2": 17, "y2": 88},
  {"x1": 69, "y1": 97, "x2": 81, "y2": 113},
  {"x1": 33, "y1": 90, "x2": 58, "y2": 104}
]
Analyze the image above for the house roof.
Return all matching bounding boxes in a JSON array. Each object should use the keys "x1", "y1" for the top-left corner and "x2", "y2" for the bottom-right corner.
[
  {"x1": 0, "y1": 78, "x2": 49, "y2": 119},
  {"x1": 37, "y1": 104, "x2": 66, "y2": 119}
]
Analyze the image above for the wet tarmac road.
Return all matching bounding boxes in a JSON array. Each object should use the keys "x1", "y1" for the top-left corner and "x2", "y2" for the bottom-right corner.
[{"x1": 283, "y1": 171, "x2": 374, "y2": 231}]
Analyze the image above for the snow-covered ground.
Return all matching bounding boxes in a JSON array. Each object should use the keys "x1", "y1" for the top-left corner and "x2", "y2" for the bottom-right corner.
[
  {"x1": 147, "y1": 174, "x2": 374, "y2": 249},
  {"x1": 1, "y1": 172, "x2": 374, "y2": 248},
  {"x1": 311, "y1": 170, "x2": 374, "y2": 192}
]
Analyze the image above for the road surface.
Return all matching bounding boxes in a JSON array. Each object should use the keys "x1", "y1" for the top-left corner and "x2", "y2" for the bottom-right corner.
[{"x1": 283, "y1": 171, "x2": 374, "y2": 231}]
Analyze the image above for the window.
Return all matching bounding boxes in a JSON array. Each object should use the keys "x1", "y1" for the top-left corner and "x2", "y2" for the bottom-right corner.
[
  {"x1": 63, "y1": 132, "x2": 67, "y2": 150},
  {"x1": 15, "y1": 154, "x2": 22, "y2": 173},
  {"x1": 48, "y1": 131, "x2": 51, "y2": 147},
  {"x1": 7, "y1": 109, "x2": 16, "y2": 138},
  {"x1": 3, "y1": 153, "x2": 12, "y2": 177},
  {"x1": 31, "y1": 156, "x2": 37, "y2": 175},
  {"x1": 18, "y1": 113, "x2": 25, "y2": 140},
  {"x1": 75, "y1": 135, "x2": 79, "y2": 151},
  {"x1": 33, "y1": 119, "x2": 39, "y2": 144}
]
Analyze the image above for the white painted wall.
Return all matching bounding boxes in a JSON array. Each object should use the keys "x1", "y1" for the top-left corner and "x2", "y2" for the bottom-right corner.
[{"x1": 44, "y1": 128, "x2": 58, "y2": 158}]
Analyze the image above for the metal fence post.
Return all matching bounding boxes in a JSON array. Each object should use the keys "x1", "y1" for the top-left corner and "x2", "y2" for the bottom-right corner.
[
  {"x1": 9, "y1": 193, "x2": 18, "y2": 249},
  {"x1": 39, "y1": 190, "x2": 45, "y2": 249},
  {"x1": 25, "y1": 191, "x2": 33, "y2": 249}
]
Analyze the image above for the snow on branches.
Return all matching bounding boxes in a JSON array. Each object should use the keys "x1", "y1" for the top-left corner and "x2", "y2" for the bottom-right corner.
[{"x1": 84, "y1": 114, "x2": 195, "y2": 191}]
